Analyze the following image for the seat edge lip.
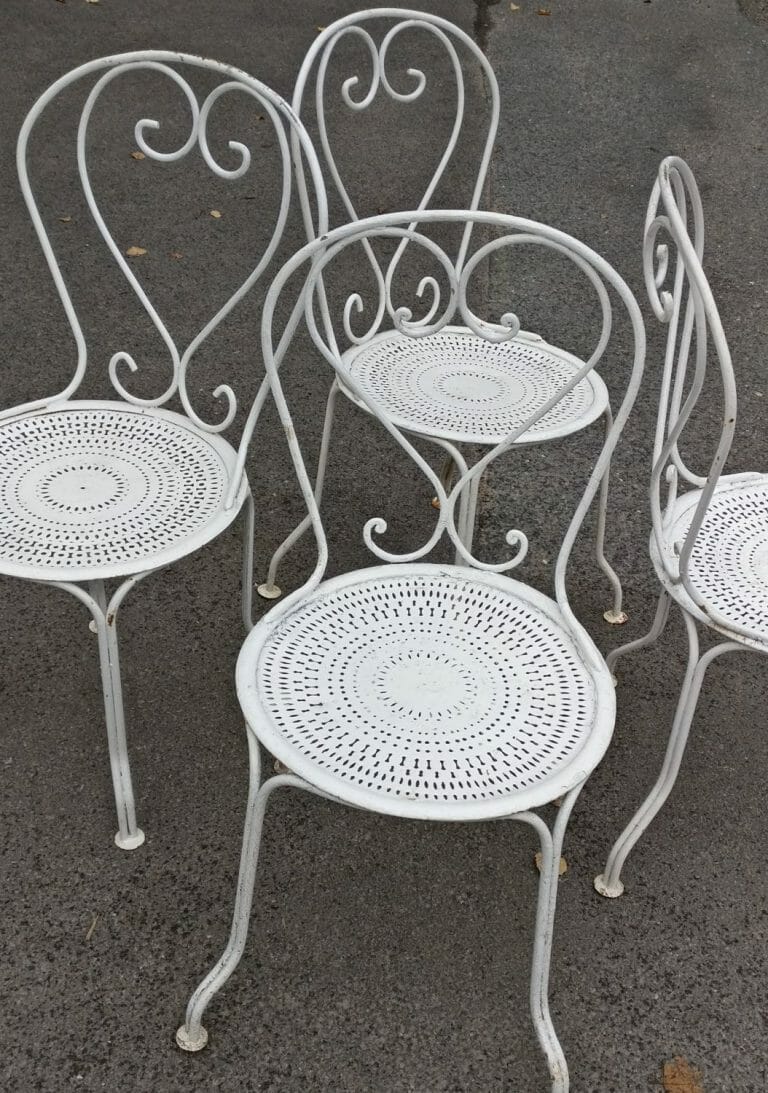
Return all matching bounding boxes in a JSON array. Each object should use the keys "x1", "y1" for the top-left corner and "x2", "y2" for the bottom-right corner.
[
  {"x1": 0, "y1": 399, "x2": 248, "y2": 583},
  {"x1": 236, "y1": 562, "x2": 616, "y2": 820},
  {"x1": 337, "y1": 325, "x2": 610, "y2": 446}
]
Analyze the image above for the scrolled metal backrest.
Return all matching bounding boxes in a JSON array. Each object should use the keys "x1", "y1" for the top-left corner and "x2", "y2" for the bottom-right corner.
[
  {"x1": 645, "y1": 156, "x2": 737, "y2": 605},
  {"x1": 253, "y1": 210, "x2": 645, "y2": 659},
  {"x1": 291, "y1": 10, "x2": 500, "y2": 341},
  {"x1": 8, "y1": 50, "x2": 328, "y2": 438}
]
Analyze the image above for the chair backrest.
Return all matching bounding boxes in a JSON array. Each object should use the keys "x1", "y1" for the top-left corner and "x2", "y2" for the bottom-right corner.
[
  {"x1": 7, "y1": 50, "x2": 328, "y2": 441},
  {"x1": 245, "y1": 209, "x2": 645, "y2": 664},
  {"x1": 291, "y1": 10, "x2": 499, "y2": 296},
  {"x1": 644, "y1": 156, "x2": 738, "y2": 616}
]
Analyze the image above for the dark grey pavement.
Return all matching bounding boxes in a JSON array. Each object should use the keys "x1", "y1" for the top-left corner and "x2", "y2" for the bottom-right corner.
[{"x1": 1, "y1": 2, "x2": 767, "y2": 1091}]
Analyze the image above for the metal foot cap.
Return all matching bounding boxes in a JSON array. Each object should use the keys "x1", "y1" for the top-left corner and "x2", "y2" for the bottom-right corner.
[
  {"x1": 176, "y1": 1024, "x2": 208, "y2": 1052},
  {"x1": 114, "y1": 828, "x2": 145, "y2": 851},
  {"x1": 257, "y1": 582, "x2": 282, "y2": 600},
  {"x1": 594, "y1": 873, "x2": 625, "y2": 898},
  {"x1": 603, "y1": 608, "x2": 628, "y2": 625}
]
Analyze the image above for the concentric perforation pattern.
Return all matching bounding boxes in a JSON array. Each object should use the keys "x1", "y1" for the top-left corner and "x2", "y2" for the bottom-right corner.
[
  {"x1": 0, "y1": 407, "x2": 228, "y2": 575},
  {"x1": 344, "y1": 330, "x2": 602, "y2": 442},
  {"x1": 666, "y1": 479, "x2": 768, "y2": 636},
  {"x1": 256, "y1": 572, "x2": 597, "y2": 806}
]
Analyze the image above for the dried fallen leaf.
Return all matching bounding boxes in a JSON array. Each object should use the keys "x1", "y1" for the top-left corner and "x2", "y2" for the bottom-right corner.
[
  {"x1": 125, "y1": 246, "x2": 147, "y2": 257},
  {"x1": 210, "y1": 209, "x2": 222, "y2": 219},
  {"x1": 538, "y1": 7, "x2": 552, "y2": 14},
  {"x1": 315, "y1": 25, "x2": 326, "y2": 32},
  {"x1": 85, "y1": 0, "x2": 100, "y2": 5},
  {"x1": 169, "y1": 250, "x2": 183, "y2": 260},
  {"x1": 130, "y1": 150, "x2": 145, "y2": 160},
  {"x1": 58, "y1": 216, "x2": 72, "y2": 223},
  {"x1": 662, "y1": 1056, "x2": 704, "y2": 1093},
  {"x1": 85, "y1": 913, "x2": 98, "y2": 941},
  {"x1": 256, "y1": 114, "x2": 265, "y2": 122},
  {"x1": 534, "y1": 852, "x2": 568, "y2": 876},
  {"x1": 510, "y1": 2, "x2": 521, "y2": 9}
]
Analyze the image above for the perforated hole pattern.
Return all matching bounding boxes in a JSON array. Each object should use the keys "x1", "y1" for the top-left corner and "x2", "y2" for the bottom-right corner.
[
  {"x1": 256, "y1": 572, "x2": 597, "y2": 804},
  {"x1": 673, "y1": 480, "x2": 768, "y2": 633},
  {"x1": 0, "y1": 408, "x2": 228, "y2": 572},
  {"x1": 346, "y1": 330, "x2": 599, "y2": 441}
]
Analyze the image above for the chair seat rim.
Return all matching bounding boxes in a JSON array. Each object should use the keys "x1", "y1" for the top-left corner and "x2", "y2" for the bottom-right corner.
[
  {"x1": 237, "y1": 562, "x2": 616, "y2": 820},
  {"x1": 0, "y1": 399, "x2": 247, "y2": 583},
  {"x1": 651, "y1": 470, "x2": 768, "y2": 649},
  {"x1": 339, "y1": 325, "x2": 610, "y2": 446}
]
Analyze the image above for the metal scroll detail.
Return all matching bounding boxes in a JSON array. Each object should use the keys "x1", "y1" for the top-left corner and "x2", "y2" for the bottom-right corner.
[
  {"x1": 645, "y1": 156, "x2": 738, "y2": 599},
  {"x1": 302, "y1": 222, "x2": 617, "y2": 576},
  {"x1": 301, "y1": 15, "x2": 499, "y2": 347},
  {"x1": 12, "y1": 54, "x2": 308, "y2": 432}
]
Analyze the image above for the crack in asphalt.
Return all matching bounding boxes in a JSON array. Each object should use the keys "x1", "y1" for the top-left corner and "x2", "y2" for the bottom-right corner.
[{"x1": 472, "y1": 0, "x2": 501, "y2": 52}]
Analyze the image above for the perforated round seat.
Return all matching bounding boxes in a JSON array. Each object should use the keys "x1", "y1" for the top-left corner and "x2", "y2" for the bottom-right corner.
[
  {"x1": 339, "y1": 326, "x2": 609, "y2": 445},
  {"x1": 651, "y1": 472, "x2": 768, "y2": 646},
  {"x1": 237, "y1": 564, "x2": 615, "y2": 819},
  {"x1": 0, "y1": 401, "x2": 244, "y2": 583}
]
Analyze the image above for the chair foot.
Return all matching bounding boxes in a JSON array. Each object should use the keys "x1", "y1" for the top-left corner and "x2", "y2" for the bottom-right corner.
[
  {"x1": 176, "y1": 1024, "x2": 208, "y2": 1052},
  {"x1": 593, "y1": 873, "x2": 624, "y2": 898},
  {"x1": 114, "y1": 828, "x2": 145, "y2": 851},
  {"x1": 603, "y1": 608, "x2": 628, "y2": 625},
  {"x1": 257, "y1": 582, "x2": 282, "y2": 601}
]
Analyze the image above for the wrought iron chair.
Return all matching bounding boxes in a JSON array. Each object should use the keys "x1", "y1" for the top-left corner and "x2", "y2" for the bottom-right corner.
[
  {"x1": 595, "y1": 156, "x2": 750, "y2": 898},
  {"x1": 257, "y1": 9, "x2": 627, "y2": 624},
  {"x1": 1, "y1": 52, "x2": 327, "y2": 849},
  {"x1": 176, "y1": 210, "x2": 646, "y2": 1091}
]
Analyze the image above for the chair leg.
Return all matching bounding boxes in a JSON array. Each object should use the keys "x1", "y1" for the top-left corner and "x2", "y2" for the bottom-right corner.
[
  {"x1": 177, "y1": 733, "x2": 286, "y2": 1051},
  {"x1": 89, "y1": 579, "x2": 145, "y2": 850},
  {"x1": 257, "y1": 378, "x2": 339, "y2": 601},
  {"x1": 606, "y1": 590, "x2": 671, "y2": 677},
  {"x1": 457, "y1": 470, "x2": 481, "y2": 560},
  {"x1": 513, "y1": 785, "x2": 581, "y2": 1093},
  {"x1": 594, "y1": 613, "x2": 738, "y2": 898},
  {"x1": 595, "y1": 408, "x2": 626, "y2": 625},
  {"x1": 241, "y1": 487, "x2": 256, "y2": 632}
]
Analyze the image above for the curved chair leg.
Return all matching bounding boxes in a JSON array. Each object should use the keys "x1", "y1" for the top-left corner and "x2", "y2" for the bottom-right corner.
[
  {"x1": 177, "y1": 736, "x2": 304, "y2": 1050},
  {"x1": 241, "y1": 487, "x2": 256, "y2": 632},
  {"x1": 605, "y1": 590, "x2": 671, "y2": 677},
  {"x1": 430, "y1": 437, "x2": 473, "y2": 564},
  {"x1": 511, "y1": 784, "x2": 582, "y2": 1093},
  {"x1": 457, "y1": 469, "x2": 481, "y2": 559},
  {"x1": 257, "y1": 379, "x2": 339, "y2": 601},
  {"x1": 430, "y1": 452, "x2": 456, "y2": 509},
  {"x1": 88, "y1": 579, "x2": 145, "y2": 850},
  {"x1": 595, "y1": 408, "x2": 626, "y2": 624},
  {"x1": 595, "y1": 618, "x2": 742, "y2": 897}
]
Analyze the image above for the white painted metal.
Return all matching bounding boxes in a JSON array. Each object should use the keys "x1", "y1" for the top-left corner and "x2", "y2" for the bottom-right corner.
[
  {"x1": 2, "y1": 52, "x2": 328, "y2": 847},
  {"x1": 338, "y1": 326, "x2": 609, "y2": 445},
  {"x1": 177, "y1": 209, "x2": 646, "y2": 1092},
  {"x1": 595, "y1": 156, "x2": 756, "y2": 899},
  {"x1": 257, "y1": 10, "x2": 625, "y2": 622}
]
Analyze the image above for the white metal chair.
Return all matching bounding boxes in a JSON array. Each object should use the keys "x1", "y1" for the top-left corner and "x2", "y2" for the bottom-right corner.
[
  {"x1": 176, "y1": 210, "x2": 646, "y2": 1092},
  {"x1": 257, "y1": 9, "x2": 627, "y2": 624},
  {"x1": 1, "y1": 52, "x2": 327, "y2": 849},
  {"x1": 594, "y1": 156, "x2": 753, "y2": 898}
]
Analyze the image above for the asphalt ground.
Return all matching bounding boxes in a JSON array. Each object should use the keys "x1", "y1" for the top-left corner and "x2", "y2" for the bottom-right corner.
[{"x1": 1, "y1": 2, "x2": 767, "y2": 1091}]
